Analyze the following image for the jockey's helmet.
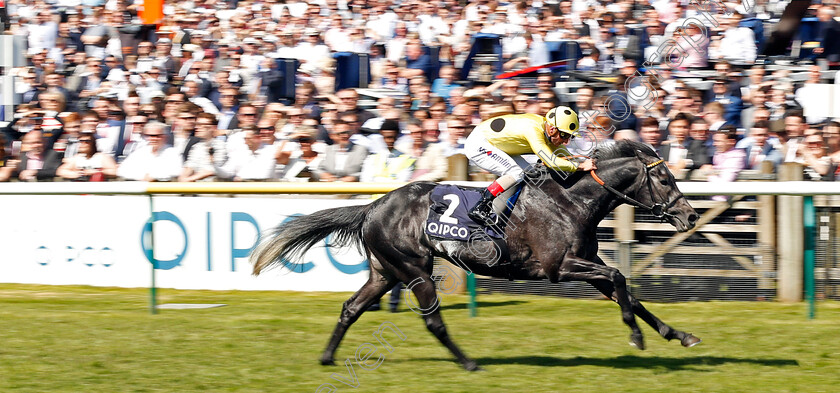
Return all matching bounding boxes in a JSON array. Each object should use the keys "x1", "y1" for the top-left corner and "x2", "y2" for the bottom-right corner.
[{"x1": 544, "y1": 106, "x2": 581, "y2": 138}]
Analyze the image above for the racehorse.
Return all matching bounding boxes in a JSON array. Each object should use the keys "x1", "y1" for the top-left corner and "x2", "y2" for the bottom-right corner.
[{"x1": 251, "y1": 140, "x2": 702, "y2": 371}]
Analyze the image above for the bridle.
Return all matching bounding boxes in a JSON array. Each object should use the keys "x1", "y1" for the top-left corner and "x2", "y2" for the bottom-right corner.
[{"x1": 590, "y1": 158, "x2": 681, "y2": 219}]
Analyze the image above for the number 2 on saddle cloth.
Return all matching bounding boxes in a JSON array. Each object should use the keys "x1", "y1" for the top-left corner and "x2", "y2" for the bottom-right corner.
[{"x1": 425, "y1": 184, "x2": 523, "y2": 268}]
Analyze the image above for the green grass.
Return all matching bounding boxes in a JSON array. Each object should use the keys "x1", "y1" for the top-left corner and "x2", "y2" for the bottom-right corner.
[{"x1": 1, "y1": 284, "x2": 839, "y2": 392}]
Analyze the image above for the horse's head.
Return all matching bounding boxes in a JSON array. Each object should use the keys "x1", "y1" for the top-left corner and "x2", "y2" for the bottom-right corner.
[
  {"x1": 632, "y1": 150, "x2": 698, "y2": 232},
  {"x1": 593, "y1": 141, "x2": 698, "y2": 232}
]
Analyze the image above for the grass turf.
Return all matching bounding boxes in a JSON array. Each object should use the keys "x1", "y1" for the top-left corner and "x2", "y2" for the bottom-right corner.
[{"x1": 1, "y1": 284, "x2": 839, "y2": 392}]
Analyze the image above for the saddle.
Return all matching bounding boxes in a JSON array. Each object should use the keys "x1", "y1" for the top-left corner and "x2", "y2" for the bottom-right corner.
[{"x1": 425, "y1": 183, "x2": 524, "y2": 266}]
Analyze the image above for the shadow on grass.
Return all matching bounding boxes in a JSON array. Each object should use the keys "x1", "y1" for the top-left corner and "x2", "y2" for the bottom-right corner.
[
  {"x1": 471, "y1": 355, "x2": 799, "y2": 370},
  {"x1": 399, "y1": 355, "x2": 798, "y2": 370}
]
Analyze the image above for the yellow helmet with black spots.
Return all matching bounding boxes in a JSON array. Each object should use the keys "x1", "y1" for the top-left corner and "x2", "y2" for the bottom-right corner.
[{"x1": 545, "y1": 106, "x2": 581, "y2": 138}]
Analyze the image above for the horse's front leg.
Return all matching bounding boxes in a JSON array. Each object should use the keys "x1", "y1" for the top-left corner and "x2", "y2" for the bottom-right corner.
[
  {"x1": 586, "y1": 256, "x2": 701, "y2": 348},
  {"x1": 559, "y1": 255, "x2": 645, "y2": 349}
]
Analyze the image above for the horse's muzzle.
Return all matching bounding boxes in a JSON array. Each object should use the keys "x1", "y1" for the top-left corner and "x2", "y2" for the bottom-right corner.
[
  {"x1": 673, "y1": 212, "x2": 698, "y2": 232},
  {"x1": 687, "y1": 213, "x2": 699, "y2": 228}
]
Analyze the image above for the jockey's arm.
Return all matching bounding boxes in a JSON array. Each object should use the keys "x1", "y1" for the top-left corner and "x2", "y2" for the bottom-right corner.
[{"x1": 526, "y1": 135, "x2": 578, "y2": 172}]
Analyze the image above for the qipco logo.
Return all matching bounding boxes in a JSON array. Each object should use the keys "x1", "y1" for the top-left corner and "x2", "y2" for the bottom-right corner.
[
  {"x1": 33, "y1": 245, "x2": 116, "y2": 268},
  {"x1": 140, "y1": 211, "x2": 188, "y2": 270}
]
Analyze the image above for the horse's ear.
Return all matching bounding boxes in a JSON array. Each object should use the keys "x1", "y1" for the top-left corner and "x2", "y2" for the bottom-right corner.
[{"x1": 634, "y1": 149, "x2": 648, "y2": 163}]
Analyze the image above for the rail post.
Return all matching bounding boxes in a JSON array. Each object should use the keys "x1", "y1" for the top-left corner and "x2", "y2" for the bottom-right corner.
[
  {"x1": 778, "y1": 163, "x2": 804, "y2": 302},
  {"x1": 804, "y1": 195, "x2": 816, "y2": 319},
  {"x1": 147, "y1": 195, "x2": 157, "y2": 314},
  {"x1": 467, "y1": 272, "x2": 477, "y2": 318},
  {"x1": 618, "y1": 240, "x2": 635, "y2": 289},
  {"x1": 757, "y1": 161, "x2": 776, "y2": 290},
  {"x1": 447, "y1": 154, "x2": 476, "y2": 317},
  {"x1": 615, "y1": 204, "x2": 635, "y2": 287}
]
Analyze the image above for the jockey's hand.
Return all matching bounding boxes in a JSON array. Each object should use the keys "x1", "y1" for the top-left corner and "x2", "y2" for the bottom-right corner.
[{"x1": 577, "y1": 159, "x2": 597, "y2": 172}]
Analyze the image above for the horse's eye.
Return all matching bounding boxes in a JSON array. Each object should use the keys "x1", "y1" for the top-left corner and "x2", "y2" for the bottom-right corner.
[{"x1": 660, "y1": 178, "x2": 669, "y2": 186}]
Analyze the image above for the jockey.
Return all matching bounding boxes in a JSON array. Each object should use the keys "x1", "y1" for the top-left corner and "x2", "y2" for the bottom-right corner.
[{"x1": 465, "y1": 105, "x2": 597, "y2": 225}]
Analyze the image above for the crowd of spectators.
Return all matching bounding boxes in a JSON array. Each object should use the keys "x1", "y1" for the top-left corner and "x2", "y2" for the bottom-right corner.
[{"x1": 2, "y1": 0, "x2": 840, "y2": 184}]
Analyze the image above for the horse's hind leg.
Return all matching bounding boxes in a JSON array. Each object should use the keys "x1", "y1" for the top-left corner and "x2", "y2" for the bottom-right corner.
[
  {"x1": 561, "y1": 256, "x2": 645, "y2": 349},
  {"x1": 320, "y1": 267, "x2": 396, "y2": 366},
  {"x1": 407, "y1": 272, "x2": 480, "y2": 371},
  {"x1": 587, "y1": 279, "x2": 701, "y2": 348}
]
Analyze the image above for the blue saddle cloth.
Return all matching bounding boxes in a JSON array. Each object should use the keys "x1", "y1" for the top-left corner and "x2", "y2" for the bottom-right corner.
[{"x1": 425, "y1": 184, "x2": 523, "y2": 241}]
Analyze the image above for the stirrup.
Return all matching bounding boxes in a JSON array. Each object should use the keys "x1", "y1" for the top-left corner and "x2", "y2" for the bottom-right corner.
[{"x1": 469, "y1": 207, "x2": 497, "y2": 227}]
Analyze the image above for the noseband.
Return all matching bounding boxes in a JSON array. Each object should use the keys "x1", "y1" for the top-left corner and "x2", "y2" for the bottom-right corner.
[{"x1": 590, "y1": 158, "x2": 680, "y2": 219}]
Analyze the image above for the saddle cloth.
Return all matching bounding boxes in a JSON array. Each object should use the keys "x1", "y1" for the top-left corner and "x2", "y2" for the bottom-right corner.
[{"x1": 424, "y1": 184, "x2": 523, "y2": 241}]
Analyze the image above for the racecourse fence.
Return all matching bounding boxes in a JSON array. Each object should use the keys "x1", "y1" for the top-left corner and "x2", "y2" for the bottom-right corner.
[
  {"x1": 815, "y1": 196, "x2": 840, "y2": 301},
  {"x1": 477, "y1": 195, "x2": 777, "y2": 302},
  {"x1": 0, "y1": 157, "x2": 836, "y2": 307},
  {"x1": 474, "y1": 161, "x2": 830, "y2": 305}
]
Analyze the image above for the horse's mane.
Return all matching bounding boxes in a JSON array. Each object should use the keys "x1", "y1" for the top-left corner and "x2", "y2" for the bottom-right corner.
[
  {"x1": 592, "y1": 140, "x2": 660, "y2": 163},
  {"x1": 540, "y1": 140, "x2": 658, "y2": 188}
]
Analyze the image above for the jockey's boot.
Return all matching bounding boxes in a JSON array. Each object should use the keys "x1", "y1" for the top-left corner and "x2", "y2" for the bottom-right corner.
[{"x1": 468, "y1": 189, "x2": 497, "y2": 226}]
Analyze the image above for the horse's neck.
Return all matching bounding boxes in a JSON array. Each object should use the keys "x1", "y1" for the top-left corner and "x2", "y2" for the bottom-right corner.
[
  {"x1": 571, "y1": 175, "x2": 625, "y2": 224},
  {"x1": 536, "y1": 160, "x2": 641, "y2": 227}
]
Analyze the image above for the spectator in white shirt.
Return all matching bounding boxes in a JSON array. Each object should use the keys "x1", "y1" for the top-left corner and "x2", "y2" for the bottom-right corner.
[
  {"x1": 275, "y1": 32, "x2": 299, "y2": 59},
  {"x1": 417, "y1": 3, "x2": 450, "y2": 45},
  {"x1": 325, "y1": 14, "x2": 351, "y2": 51},
  {"x1": 386, "y1": 22, "x2": 410, "y2": 63},
  {"x1": 27, "y1": 9, "x2": 59, "y2": 55},
  {"x1": 366, "y1": 6, "x2": 397, "y2": 41},
  {"x1": 135, "y1": 41, "x2": 156, "y2": 73},
  {"x1": 240, "y1": 38, "x2": 265, "y2": 76},
  {"x1": 117, "y1": 122, "x2": 183, "y2": 181},
  {"x1": 440, "y1": 118, "x2": 468, "y2": 157},
  {"x1": 294, "y1": 29, "x2": 332, "y2": 66},
  {"x1": 226, "y1": 104, "x2": 261, "y2": 155},
  {"x1": 259, "y1": 119, "x2": 294, "y2": 175},
  {"x1": 712, "y1": 12, "x2": 756, "y2": 65},
  {"x1": 216, "y1": 129, "x2": 278, "y2": 181}
]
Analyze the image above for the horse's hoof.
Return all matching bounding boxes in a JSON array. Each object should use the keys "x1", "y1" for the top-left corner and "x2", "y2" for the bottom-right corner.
[
  {"x1": 463, "y1": 360, "x2": 483, "y2": 371},
  {"x1": 629, "y1": 333, "x2": 646, "y2": 350},
  {"x1": 681, "y1": 334, "x2": 702, "y2": 348},
  {"x1": 320, "y1": 358, "x2": 336, "y2": 366}
]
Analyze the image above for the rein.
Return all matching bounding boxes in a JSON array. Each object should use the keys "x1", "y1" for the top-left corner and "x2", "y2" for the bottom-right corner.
[{"x1": 589, "y1": 158, "x2": 678, "y2": 219}]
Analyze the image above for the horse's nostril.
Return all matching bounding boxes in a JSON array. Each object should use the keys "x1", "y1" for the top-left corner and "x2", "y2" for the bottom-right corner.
[{"x1": 688, "y1": 214, "x2": 699, "y2": 224}]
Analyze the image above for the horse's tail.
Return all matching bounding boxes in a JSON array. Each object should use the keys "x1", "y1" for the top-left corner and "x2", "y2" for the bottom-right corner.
[{"x1": 250, "y1": 204, "x2": 369, "y2": 275}]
